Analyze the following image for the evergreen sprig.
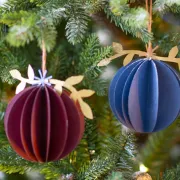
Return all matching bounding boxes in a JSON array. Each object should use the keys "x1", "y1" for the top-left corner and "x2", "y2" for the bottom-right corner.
[
  {"x1": 106, "y1": 172, "x2": 124, "y2": 180},
  {"x1": 0, "y1": 146, "x2": 74, "y2": 179},
  {"x1": 0, "y1": 41, "x2": 27, "y2": 84},
  {"x1": 161, "y1": 164, "x2": 180, "y2": 180},
  {"x1": 0, "y1": 0, "x2": 98, "y2": 46},
  {"x1": 77, "y1": 34, "x2": 113, "y2": 96},
  {"x1": 105, "y1": 3, "x2": 153, "y2": 44},
  {"x1": 84, "y1": 0, "x2": 107, "y2": 14},
  {"x1": 77, "y1": 133, "x2": 136, "y2": 180},
  {"x1": 140, "y1": 118, "x2": 180, "y2": 177},
  {"x1": 48, "y1": 34, "x2": 113, "y2": 96},
  {"x1": 65, "y1": 0, "x2": 90, "y2": 44},
  {"x1": 154, "y1": 32, "x2": 180, "y2": 55},
  {"x1": 0, "y1": 0, "x2": 37, "y2": 13},
  {"x1": 154, "y1": 0, "x2": 180, "y2": 14}
]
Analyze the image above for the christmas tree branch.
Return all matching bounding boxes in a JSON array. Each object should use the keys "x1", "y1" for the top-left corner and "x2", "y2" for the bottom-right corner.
[
  {"x1": 77, "y1": 133, "x2": 137, "y2": 180},
  {"x1": 154, "y1": 0, "x2": 180, "y2": 14},
  {"x1": 160, "y1": 164, "x2": 180, "y2": 180},
  {"x1": 139, "y1": 118, "x2": 180, "y2": 178}
]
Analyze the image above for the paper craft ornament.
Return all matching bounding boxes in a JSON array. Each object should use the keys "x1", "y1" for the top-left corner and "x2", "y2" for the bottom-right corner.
[
  {"x1": 5, "y1": 65, "x2": 94, "y2": 162},
  {"x1": 109, "y1": 59, "x2": 180, "y2": 133}
]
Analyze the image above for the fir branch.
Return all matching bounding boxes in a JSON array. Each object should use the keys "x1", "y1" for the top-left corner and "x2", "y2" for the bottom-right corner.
[
  {"x1": 0, "y1": 11, "x2": 33, "y2": 26},
  {"x1": 5, "y1": 11, "x2": 57, "y2": 51},
  {"x1": 0, "y1": 95, "x2": 7, "y2": 147},
  {"x1": 49, "y1": 34, "x2": 113, "y2": 96},
  {"x1": 154, "y1": 32, "x2": 180, "y2": 55},
  {"x1": 104, "y1": 4, "x2": 153, "y2": 44},
  {"x1": 36, "y1": 17, "x2": 57, "y2": 52},
  {"x1": 1, "y1": 0, "x2": 99, "y2": 46},
  {"x1": 110, "y1": 0, "x2": 129, "y2": 16},
  {"x1": 139, "y1": 118, "x2": 180, "y2": 177},
  {"x1": 38, "y1": 0, "x2": 67, "y2": 25},
  {"x1": 85, "y1": 79, "x2": 108, "y2": 96},
  {"x1": 94, "y1": 103, "x2": 122, "y2": 155},
  {"x1": 65, "y1": 1, "x2": 90, "y2": 44},
  {"x1": 40, "y1": 160, "x2": 74, "y2": 180},
  {"x1": 0, "y1": 41, "x2": 27, "y2": 84},
  {"x1": 48, "y1": 40, "x2": 77, "y2": 79},
  {"x1": 84, "y1": 0, "x2": 107, "y2": 14},
  {"x1": 5, "y1": 13, "x2": 38, "y2": 47},
  {"x1": 69, "y1": 138, "x2": 91, "y2": 172},
  {"x1": 154, "y1": 0, "x2": 180, "y2": 14},
  {"x1": 77, "y1": 134, "x2": 136, "y2": 180},
  {"x1": 0, "y1": 146, "x2": 35, "y2": 174},
  {"x1": 0, "y1": 146, "x2": 74, "y2": 179},
  {"x1": 68, "y1": 103, "x2": 122, "y2": 172},
  {"x1": 106, "y1": 172, "x2": 124, "y2": 180},
  {"x1": 77, "y1": 34, "x2": 113, "y2": 95},
  {"x1": 28, "y1": 0, "x2": 50, "y2": 6},
  {"x1": 0, "y1": 0, "x2": 37, "y2": 13},
  {"x1": 0, "y1": 101, "x2": 6, "y2": 121},
  {"x1": 40, "y1": 7, "x2": 66, "y2": 25},
  {"x1": 161, "y1": 164, "x2": 180, "y2": 180},
  {"x1": 83, "y1": 118, "x2": 99, "y2": 159}
]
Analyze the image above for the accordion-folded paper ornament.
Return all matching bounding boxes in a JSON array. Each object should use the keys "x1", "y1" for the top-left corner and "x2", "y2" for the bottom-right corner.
[
  {"x1": 4, "y1": 65, "x2": 94, "y2": 162},
  {"x1": 109, "y1": 59, "x2": 180, "y2": 133}
]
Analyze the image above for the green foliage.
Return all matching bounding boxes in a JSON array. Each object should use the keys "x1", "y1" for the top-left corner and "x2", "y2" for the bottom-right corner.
[
  {"x1": 0, "y1": 0, "x2": 93, "y2": 47},
  {"x1": 77, "y1": 133, "x2": 136, "y2": 180},
  {"x1": 6, "y1": 13, "x2": 38, "y2": 46},
  {"x1": 65, "y1": 102, "x2": 122, "y2": 173},
  {"x1": 0, "y1": 146, "x2": 34, "y2": 174},
  {"x1": 0, "y1": 146, "x2": 74, "y2": 179},
  {"x1": 48, "y1": 34, "x2": 113, "y2": 96},
  {"x1": 161, "y1": 164, "x2": 180, "y2": 180},
  {"x1": 0, "y1": 0, "x2": 158, "y2": 48},
  {"x1": 140, "y1": 118, "x2": 180, "y2": 177},
  {"x1": 77, "y1": 34, "x2": 113, "y2": 95},
  {"x1": 104, "y1": 4, "x2": 152, "y2": 44},
  {"x1": 110, "y1": 0, "x2": 129, "y2": 16},
  {"x1": 0, "y1": 0, "x2": 37, "y2": 13},
  {"x1": 0, "y1": 113, "x2": 8, "y2": 147},
  {"x1": 2, "y1": 0, "x2": 180, "y2": 52},
  {"x1": 3, "y1": 11, "x2": 57, "y2": 52},
  {"x1": 84, "y1": 0, "x2": 107, "y2": 13},
  {"x1": 154, "y1": 33, "x2": 180, "y2": 55},
  {"x1": 0, "y1": 103, "x2": 6, "y2": 121},
  {"x1": 48, "y1": 43, "x2": 74, "y2": 79},
  {"x1": 106, "y1": 172, "x2": 124, "y2": 180},
  {"x1": 93, "y1": 102, "x2": 122, "y2": 155},
  {"x1": 65, "y1": 0, "x2": 90, "y2": 44},
  {"x1": 0, "y1": 41, "x2": 27, "y2": 84},
  {"x1": 0, "y1": 132, "x2": 136, "y2": 180},
  {"x1": 154, "y1": 0, "x2": 180, "y2": 14}
]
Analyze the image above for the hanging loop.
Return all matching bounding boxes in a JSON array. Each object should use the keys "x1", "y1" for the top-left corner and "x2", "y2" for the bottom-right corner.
[{"x1": 42, "y1": 39, "x2": 47, "y2": 76}]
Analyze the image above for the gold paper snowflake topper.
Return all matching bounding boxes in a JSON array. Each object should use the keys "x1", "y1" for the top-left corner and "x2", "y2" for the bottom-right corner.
[{"x1": 10, "y1": 65, "x2": 95, "y2": 119}]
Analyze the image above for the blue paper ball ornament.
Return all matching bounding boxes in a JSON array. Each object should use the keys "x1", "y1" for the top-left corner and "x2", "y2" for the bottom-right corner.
[{"x1": 109, "y1": 59, "x2": 180, "y2": 133}]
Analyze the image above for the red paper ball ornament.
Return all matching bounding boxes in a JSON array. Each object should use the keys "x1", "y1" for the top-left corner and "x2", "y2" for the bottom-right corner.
[{"x1": 4, "y1": 85, "x2": 84, "y2": 162}]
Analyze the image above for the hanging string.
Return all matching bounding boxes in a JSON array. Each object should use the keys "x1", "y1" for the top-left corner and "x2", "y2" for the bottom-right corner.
[
  {"x1": 42, "y1": 39, "x2": 47, "y2": 76},
  {"x1": 146, "y1": 0, "x2": 153, "y2": 58}
]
